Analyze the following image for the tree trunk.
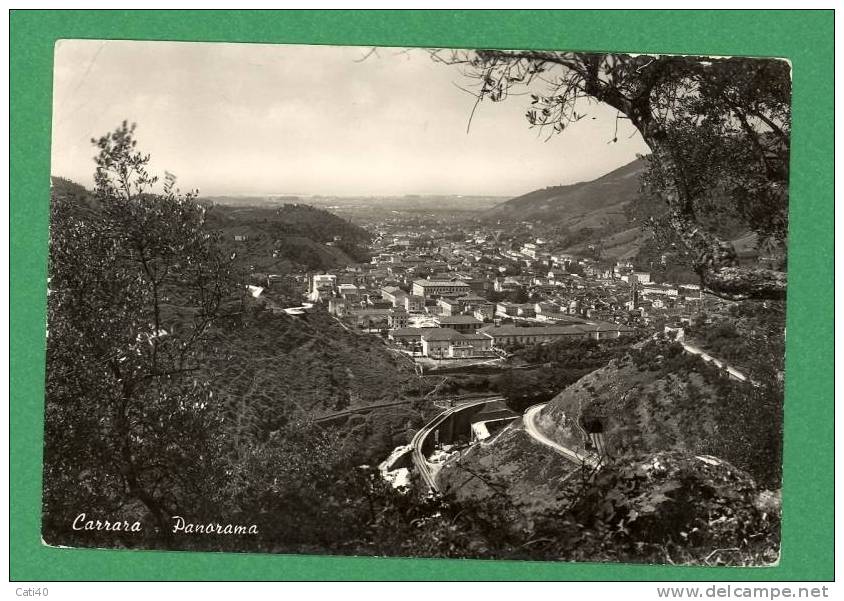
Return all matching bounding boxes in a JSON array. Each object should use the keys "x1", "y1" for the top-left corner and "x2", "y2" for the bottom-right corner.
[
  {"x1": 115, "y1": 383, "x2": 171, "y2": 537},
  {"x1": 584, "y1": 69, "x2": 787, "y2": 302},
  {"x1": 643, "y1": 131, "x2": 787, "y2": 301}
]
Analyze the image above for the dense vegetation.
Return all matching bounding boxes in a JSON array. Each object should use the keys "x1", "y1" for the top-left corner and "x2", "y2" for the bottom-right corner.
[
  {"x1": 205, "y1": 202, "x2": 372, "y2": 273},
  {"x1": 43, "y1": 124, "x2": 413, "y2": 548},
  {"x1": 685, "y1": 301, "x2": 787, "y2": 379},
  {"x1": 439, "y1": 50, "x2": 789, "y2": 300},
  {"x1": 499, "y1": 335, "x2": 647, "y2": 412},
  {"x1": 439, "y1": 432, "x2": 779, "y2": 565},
  {"x1": 43, "y1": 121, "x2": 785, "y2": 566},
  {"x1": 540, "y1": 336, "x2": 783, "y2": 489}
]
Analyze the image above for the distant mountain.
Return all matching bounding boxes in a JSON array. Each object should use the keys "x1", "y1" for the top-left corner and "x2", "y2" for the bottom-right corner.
[
  {"x1": 483, "y1": 157, "x2": 764, "y2": 265},
  {"x1": 203, "y1": 194, "x2": 506, "y2": 212},
  {"x1": 481, "y1": 158, "x2": 650, "y2": 260},
  {"x1": 50, "y1": 176, "x2": 101, "y2": 216},
  {"x1": 484, "y1": 157, "x2": 647, "y2": 224}
]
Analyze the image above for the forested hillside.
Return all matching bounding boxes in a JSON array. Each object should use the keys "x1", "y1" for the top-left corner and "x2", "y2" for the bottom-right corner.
[
  {"x1": 50, "y1": 177, "x2": 372, "y2": 274},
  {"x1": 536, "y1": 336, "x2": 783, "y2": 488},
  {"x1": 44, "y1": 130, "x2": 418, "y2": 552},
  {"x1": 205, "y1": 202, "x2": 372, "y2": 272}
]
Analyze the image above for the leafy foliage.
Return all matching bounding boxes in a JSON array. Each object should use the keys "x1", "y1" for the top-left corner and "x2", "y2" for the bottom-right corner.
[
  {"x1": 499, "y1": 336, "x2": 646, "y2": 412},
  {"x1": 540, "y1": 335, "x2": 783, "y2": 489},
  {"x1": 44, "y1": 123, "x2": 782, "y2": 565},
  {"x1": 44, "y1": 124, "x2": 417, "y2": 549},
  {"x1": 434, "y1": 50, "x2": 790, "y2": 299},
  {"x1": 205, "y1": 202, "x2": 372, "y2": 272},
  {"x1": 45, "y1": 122, "x2": 241, "y2": 538}
]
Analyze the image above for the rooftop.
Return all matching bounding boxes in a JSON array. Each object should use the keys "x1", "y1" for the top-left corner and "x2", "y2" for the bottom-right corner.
[
  {"x1": 421, "y1": 328, "x2": 465, "y2": 342},
  {"x1": 436, "y1": 315, "x2": 482, "y2": 324},
  {"x1": 481, "y1": 325, "x2": 591, "y2": 336},
  {"x1": 463, "y1": 333, "x2": 493, "y2": 341},
  {"x1": 390, "y1": 327, "x2": 428, "y2": 336},
  {"x1": 414, "y1": 279, "x2": 471, "y2": 287},
  {"x1": 481, "y1": 322, "x2": 635, "y2": 336}
]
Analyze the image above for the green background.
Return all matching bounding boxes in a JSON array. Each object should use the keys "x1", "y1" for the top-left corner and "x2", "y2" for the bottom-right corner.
[{"x1": 10, "y1": 9, "x2": 834, "y2": 581}]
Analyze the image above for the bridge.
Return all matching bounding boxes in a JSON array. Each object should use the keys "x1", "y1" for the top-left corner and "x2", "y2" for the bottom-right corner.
[{"x1": 409, "y1": 396, "x2": 515, "y2": 492}]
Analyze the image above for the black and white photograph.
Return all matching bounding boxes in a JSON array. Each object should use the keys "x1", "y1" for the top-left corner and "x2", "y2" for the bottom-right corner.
[{"x1": 44, "y1": 40, "x2": 790, "y2": 565}]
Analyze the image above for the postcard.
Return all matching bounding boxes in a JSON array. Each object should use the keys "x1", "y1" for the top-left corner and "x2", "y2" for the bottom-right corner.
[{"x1": 43, "y1": 39, "x2": 789, "y2": 566}]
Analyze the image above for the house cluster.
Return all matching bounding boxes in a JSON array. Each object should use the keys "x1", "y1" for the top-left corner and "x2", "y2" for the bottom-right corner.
[
  {"x1": 297, "y1": 220, "x2": 707, "y2": 356},
  {"x1": 388, "y1": 319, "x2": 636, "y2": 359}
]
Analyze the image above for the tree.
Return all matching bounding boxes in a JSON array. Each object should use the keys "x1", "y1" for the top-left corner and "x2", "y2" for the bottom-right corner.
[
  {"x1": 44, "y1": 122, "x2": 240, "y2": 539},
  {"x1": 431, "y1": 50, "x2": 790, "y2": 300}
]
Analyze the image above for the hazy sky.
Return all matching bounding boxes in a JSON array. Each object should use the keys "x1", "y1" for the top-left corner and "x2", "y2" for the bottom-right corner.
[{"x1": 52, "y1": 40, "x2": 649, "y2": 197}]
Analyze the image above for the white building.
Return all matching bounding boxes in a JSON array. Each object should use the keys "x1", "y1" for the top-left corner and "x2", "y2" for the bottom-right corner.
[{"x1": 310, "y1": 274, "x2": 337, "y2": 301}]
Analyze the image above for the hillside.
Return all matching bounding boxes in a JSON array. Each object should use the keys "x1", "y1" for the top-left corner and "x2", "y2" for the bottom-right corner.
[
  {"x1": 485, "y1": 157, "x2": 647, "y2": 225},
  {"x1": 50, "y1": 178, "x2": 372, "y2": 273},
  {"x1": 433, "y1": 335, "x2": 782, "y2": 564},
  {"x1": 208, "y1": 303, "x2": 423, "y2": 464},
  {"x1": 204, "y1": 203, "x2": 372, "y2": 273},
  {"x1": 482, "y1": 158, "x2": 652, "y2": 260},
  {"x1": 438, "y1": 423, "x2": 578, "y2": 513},
  {"x1": 436, "y1": 404, "x2": 779, "y2": 565},
  {"x1": 483, "y1": 158, "x2": 769, "y2": 264},
  {"x1": 50, "y1": 176, "x2": 101, "y2": 216},
  {"x1": 535, "y1": 337, "x2": 782, "y2": 488},
  {"x1": 49, "y1": 176, "x2": 422, "y2": 468}
]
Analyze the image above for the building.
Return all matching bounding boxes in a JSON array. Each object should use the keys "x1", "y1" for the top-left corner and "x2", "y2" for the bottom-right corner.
[
  {"x1": 434, "y1": 315, "x2": 483, "y2": 334},
  {"x1": 388, "y1": 307, "x2": 409, "y2": 329},
  {"x1": 348, "y1": 308, "x2": 391, "y2": 329},
  {"x1": 337, "y1": 283, "x2": 359, "y2": 301},
  {"x1": 420, "y1": 328, "x2": 492, "y2": 359},
  {"x1": 461, "y1": 333, "x2": 494, "y2": 354},
  {"x1": 480, "y1": 323, "x2": 634, "y2": 346},
  {"x1": 328, "y1": 297, "x2": 349, "y2": 317},
  {"x1": 389, "y1": 327, "x2": 427, "y2": 344},
  {"x1": 466, "y1": 279, "x2": 490, "y2": 294},
  {"x1": 535, "y1": 301, "x2": 562, "y2": 315},
  {"x1": 437, "y1": 297, "x2": 462, "y2": 317},
  {"x1": 381, "y1": 286, "x2": 408, "y2": 307},
  {"x1": 538, "y1": 311, "x2": 589, "y2": 324},
  {"x1": 457, "y1": 293, "x2": 489, "y2": 310},
  {"x1": 495, "y1": 302, "x2": 519, "y2": 317},
  {"x1": 494, "y1": 277, "x2": 523, "y2": 293},
  {"x1": 642, "y1": 284, "x2": 679, "y2": 297},
  {"x1": 473, "y1": 302, "x2": 496, "y2": 322},
  {"x1": 516, "y1": 304, "x2": 536, "y2": 318},
  {"x1": 590, "y1": 322, "x2": 636, "y2": 339},
  {"x1": 633, "y1": 271, "x2": 652, "y2": 284},
  {"x1": 412, "y1": 279, "x2": 472, "y2": 298},
  {"x1": 621, "y1": 271, "x2": 651, "y2": 285},
  {"x1": 481, "y1": 324, "x2": 591, "y2": 346},
  {"x1": 404, "y1": 294, "x2": 426, "y2": 313},
  {"x1": 421, "y1": 329, "x2": 466, "y2": 358},
  {"x1": 309, "y1": 274, "x2": 337, "y2": 301}
]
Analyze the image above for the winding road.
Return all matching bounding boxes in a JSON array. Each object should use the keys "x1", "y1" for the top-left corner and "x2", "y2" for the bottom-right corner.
[
  {"x1": 407, "y1": 341, "x2": 754, "y2": 494},
  {"x1": 523, "y1": 403, "x2": 599, "y2": 468},
  {"x1": 680, "y1": 341, "x2": 754, "y2": 384}
]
